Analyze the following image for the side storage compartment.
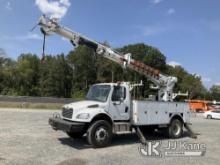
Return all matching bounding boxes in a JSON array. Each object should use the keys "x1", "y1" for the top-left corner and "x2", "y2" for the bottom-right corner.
[{"x1": 131, "y1": 100, "x2": 190, "y2": 126}]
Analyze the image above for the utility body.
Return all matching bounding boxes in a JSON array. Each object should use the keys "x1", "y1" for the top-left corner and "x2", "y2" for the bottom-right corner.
[{"x1": 37, "y1": 15, "x2": 195, "y2": 147}]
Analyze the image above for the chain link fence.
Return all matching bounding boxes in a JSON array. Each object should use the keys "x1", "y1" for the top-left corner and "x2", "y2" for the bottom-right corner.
[{"x1": 0, "y1": 95, "x2": 77, "y2": 104}]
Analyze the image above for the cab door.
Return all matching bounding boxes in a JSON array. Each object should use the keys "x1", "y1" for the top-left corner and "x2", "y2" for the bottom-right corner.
[{"x1": 109, "y1": 86, "x2": 130, "y2": 121}]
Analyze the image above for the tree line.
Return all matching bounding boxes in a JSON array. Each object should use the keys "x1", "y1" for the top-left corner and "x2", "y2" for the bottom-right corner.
[{"x1": 0, "y1": 44, "x2": 219, "y2": 100}]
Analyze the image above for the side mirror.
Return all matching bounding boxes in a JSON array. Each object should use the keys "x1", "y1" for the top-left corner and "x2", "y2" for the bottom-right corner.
[
  {"x1": 120, "y1": 97, "x2": 124, "y2": 102},
  {"x1": 113, "y1": 98, "x2": 123, "y2": 105},
  {"x1": 113, "y1": 101, "x2": 121, "y2": 105}
]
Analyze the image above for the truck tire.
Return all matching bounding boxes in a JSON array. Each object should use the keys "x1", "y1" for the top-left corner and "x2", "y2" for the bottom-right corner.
[
  {"x1": 166, "y1": 119, "x2": 183, "y2": 138},
  {"x1": 87, "y1": 120, "x2": 112, "y2": 148},
  {"x1": 66, "y1": 132, "x2": 84, "y2": 139}
]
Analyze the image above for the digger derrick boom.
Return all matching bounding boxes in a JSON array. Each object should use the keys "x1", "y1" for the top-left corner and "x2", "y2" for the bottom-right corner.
[{"x1": 38, "y1": 15, "x2": 177, "y2": 101}]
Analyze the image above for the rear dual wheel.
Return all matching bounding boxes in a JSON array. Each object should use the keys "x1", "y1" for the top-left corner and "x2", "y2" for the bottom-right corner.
[{"x1": 166, "y1": 119, "x2": 183, "y2": 138}]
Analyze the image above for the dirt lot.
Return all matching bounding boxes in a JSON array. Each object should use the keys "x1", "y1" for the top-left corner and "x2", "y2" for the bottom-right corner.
[{"x1": 0, "y1": 108, "x2": 220, "y2": 165}]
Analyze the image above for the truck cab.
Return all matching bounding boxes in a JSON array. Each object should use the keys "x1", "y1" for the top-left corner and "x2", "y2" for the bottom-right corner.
[
  {"x1": 49, "y1": 82, "x2": 133, "y2": 147},
  {"x1": 61, "y1": 82, "x2": 130, "y2": 123}
]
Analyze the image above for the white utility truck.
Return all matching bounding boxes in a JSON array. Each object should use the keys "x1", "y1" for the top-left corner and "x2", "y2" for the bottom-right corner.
[{"x1": 36, "y1": 15, "x2": 196, "y2": 148}]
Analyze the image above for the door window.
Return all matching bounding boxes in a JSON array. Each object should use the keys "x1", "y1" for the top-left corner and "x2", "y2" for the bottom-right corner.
[{"x1": 112, "y1": 86, "x2": 126, "y2": 102}]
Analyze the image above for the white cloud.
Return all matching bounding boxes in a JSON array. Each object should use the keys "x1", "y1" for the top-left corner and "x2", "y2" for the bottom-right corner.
[
  {"x1": 194, "y1": 74, "x2": 201, "y2": 78},
  {"x1": 167, "y1": 8, "x2": 175, "y2": 15},
  {"x1": 150, "y1": 0, "x2": 164, "y2": 5},
  {"x1": 167, "y1": 61, "x2": 181, "y2": 67},
  {"x1": 1, "y1": 33, "x2": 42, "y2": 41},
  {"x1": 24, "y1": 33, "x2": 42, "y2": 40},
  {"x1": 201, "y1": 76, "x2": 212, "y2": 88},
  {"x1": 137, "y1": 24, "x2": 169, "y2": 36},
  {"x1": 192, "y1": 75, "x2": 219, "y2": 89},
  {"x1": 202, "y1": 77, "x2": 212, "y2": 83},
  {"x1": 14, "y1": 33, "x2": 42, "y2": 41},
  {"x1": 0, "y1": 48, "x2": 7, "y2": 58},
  {"x1": 214, "y1": 82, "x2": 220, "y2": 86},
  {"x1": 35, "y1": 0, "x2": 71, "y2": 19},
  {"x1": 200, "y1": 76, "x2": 216, "y2": 89},
  {"x1": 5, "y1": 1, "x2": 12, "y2": 10},
  {"x1": 61, "y1": 37, "x2": 68, "y2": 42}
]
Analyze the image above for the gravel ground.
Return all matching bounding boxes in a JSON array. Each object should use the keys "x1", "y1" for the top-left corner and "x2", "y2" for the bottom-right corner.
[{"x1": 0, "y1": 108, "x2": 219, "y2": 165}]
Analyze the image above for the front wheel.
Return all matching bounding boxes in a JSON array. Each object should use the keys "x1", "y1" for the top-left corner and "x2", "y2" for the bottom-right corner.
[
  {"x1": 87, "y1": 120, "x2": 112, "y2": 148},
  {"x1": 166, "y1": 119, "x2": 183, "y2": 138}
]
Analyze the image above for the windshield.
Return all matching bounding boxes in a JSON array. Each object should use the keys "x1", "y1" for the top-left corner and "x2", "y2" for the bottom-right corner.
[{"x1": 86, "y1": 85, "x2": 111, "y2": 102}]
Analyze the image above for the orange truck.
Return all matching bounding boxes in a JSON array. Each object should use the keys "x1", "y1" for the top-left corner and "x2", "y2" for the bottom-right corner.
[{"x1": 188, "y1": 100, "x2": 220, "y2": 112}]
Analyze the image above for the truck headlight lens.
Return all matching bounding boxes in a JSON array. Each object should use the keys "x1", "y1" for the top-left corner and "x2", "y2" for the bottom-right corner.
[{"x1": 76, "y1": 113, "x2": 90, "y2": 119}]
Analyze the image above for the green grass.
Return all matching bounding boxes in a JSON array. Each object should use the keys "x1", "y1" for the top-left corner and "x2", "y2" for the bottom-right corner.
[{"x1": 0, "y1": 101, "x2": 63, "y2": 110}]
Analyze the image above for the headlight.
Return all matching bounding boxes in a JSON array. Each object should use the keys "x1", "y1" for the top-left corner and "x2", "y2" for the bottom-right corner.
[{"x1": 76, "y1": 113, "x2": 90, "y2": 119}]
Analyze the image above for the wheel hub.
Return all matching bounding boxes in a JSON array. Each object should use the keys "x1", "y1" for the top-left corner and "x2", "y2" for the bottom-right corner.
[{"x1": 95, "y1": 127, "x2": 107, "y2": 141}]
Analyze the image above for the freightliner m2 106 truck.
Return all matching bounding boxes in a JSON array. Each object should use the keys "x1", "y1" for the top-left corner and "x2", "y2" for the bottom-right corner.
[{"x1": 36, "y1": 15, "x2": 196, "y2": 148}]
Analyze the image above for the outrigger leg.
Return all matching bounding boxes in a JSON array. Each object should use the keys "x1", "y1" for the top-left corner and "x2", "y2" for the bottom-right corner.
[
  {"x1": 184, "y1": 123, "x2": 198, "y2": 139},
  {"x1": 134, "y1": 126, "x2": 147, "y2": 144}
]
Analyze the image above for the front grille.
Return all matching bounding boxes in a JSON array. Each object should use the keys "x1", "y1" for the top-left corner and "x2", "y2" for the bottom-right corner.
[{"x1": 62, "y1": 108, "x2": 73, "y2": 119}]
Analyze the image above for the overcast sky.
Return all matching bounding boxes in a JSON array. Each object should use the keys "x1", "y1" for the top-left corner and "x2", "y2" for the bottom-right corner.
[{"x1": 0, "y1": 0, "x2": 220, "y2": 88}]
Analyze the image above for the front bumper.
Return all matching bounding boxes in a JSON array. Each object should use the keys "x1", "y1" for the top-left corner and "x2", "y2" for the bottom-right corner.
[{"x1": 48, "y1": 117, "x2": 85, "y2": 133}]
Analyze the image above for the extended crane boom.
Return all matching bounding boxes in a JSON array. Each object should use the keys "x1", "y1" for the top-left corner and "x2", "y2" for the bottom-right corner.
[{"x1": 37, "y1": 15, "x2": 178, "y2": 101}]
